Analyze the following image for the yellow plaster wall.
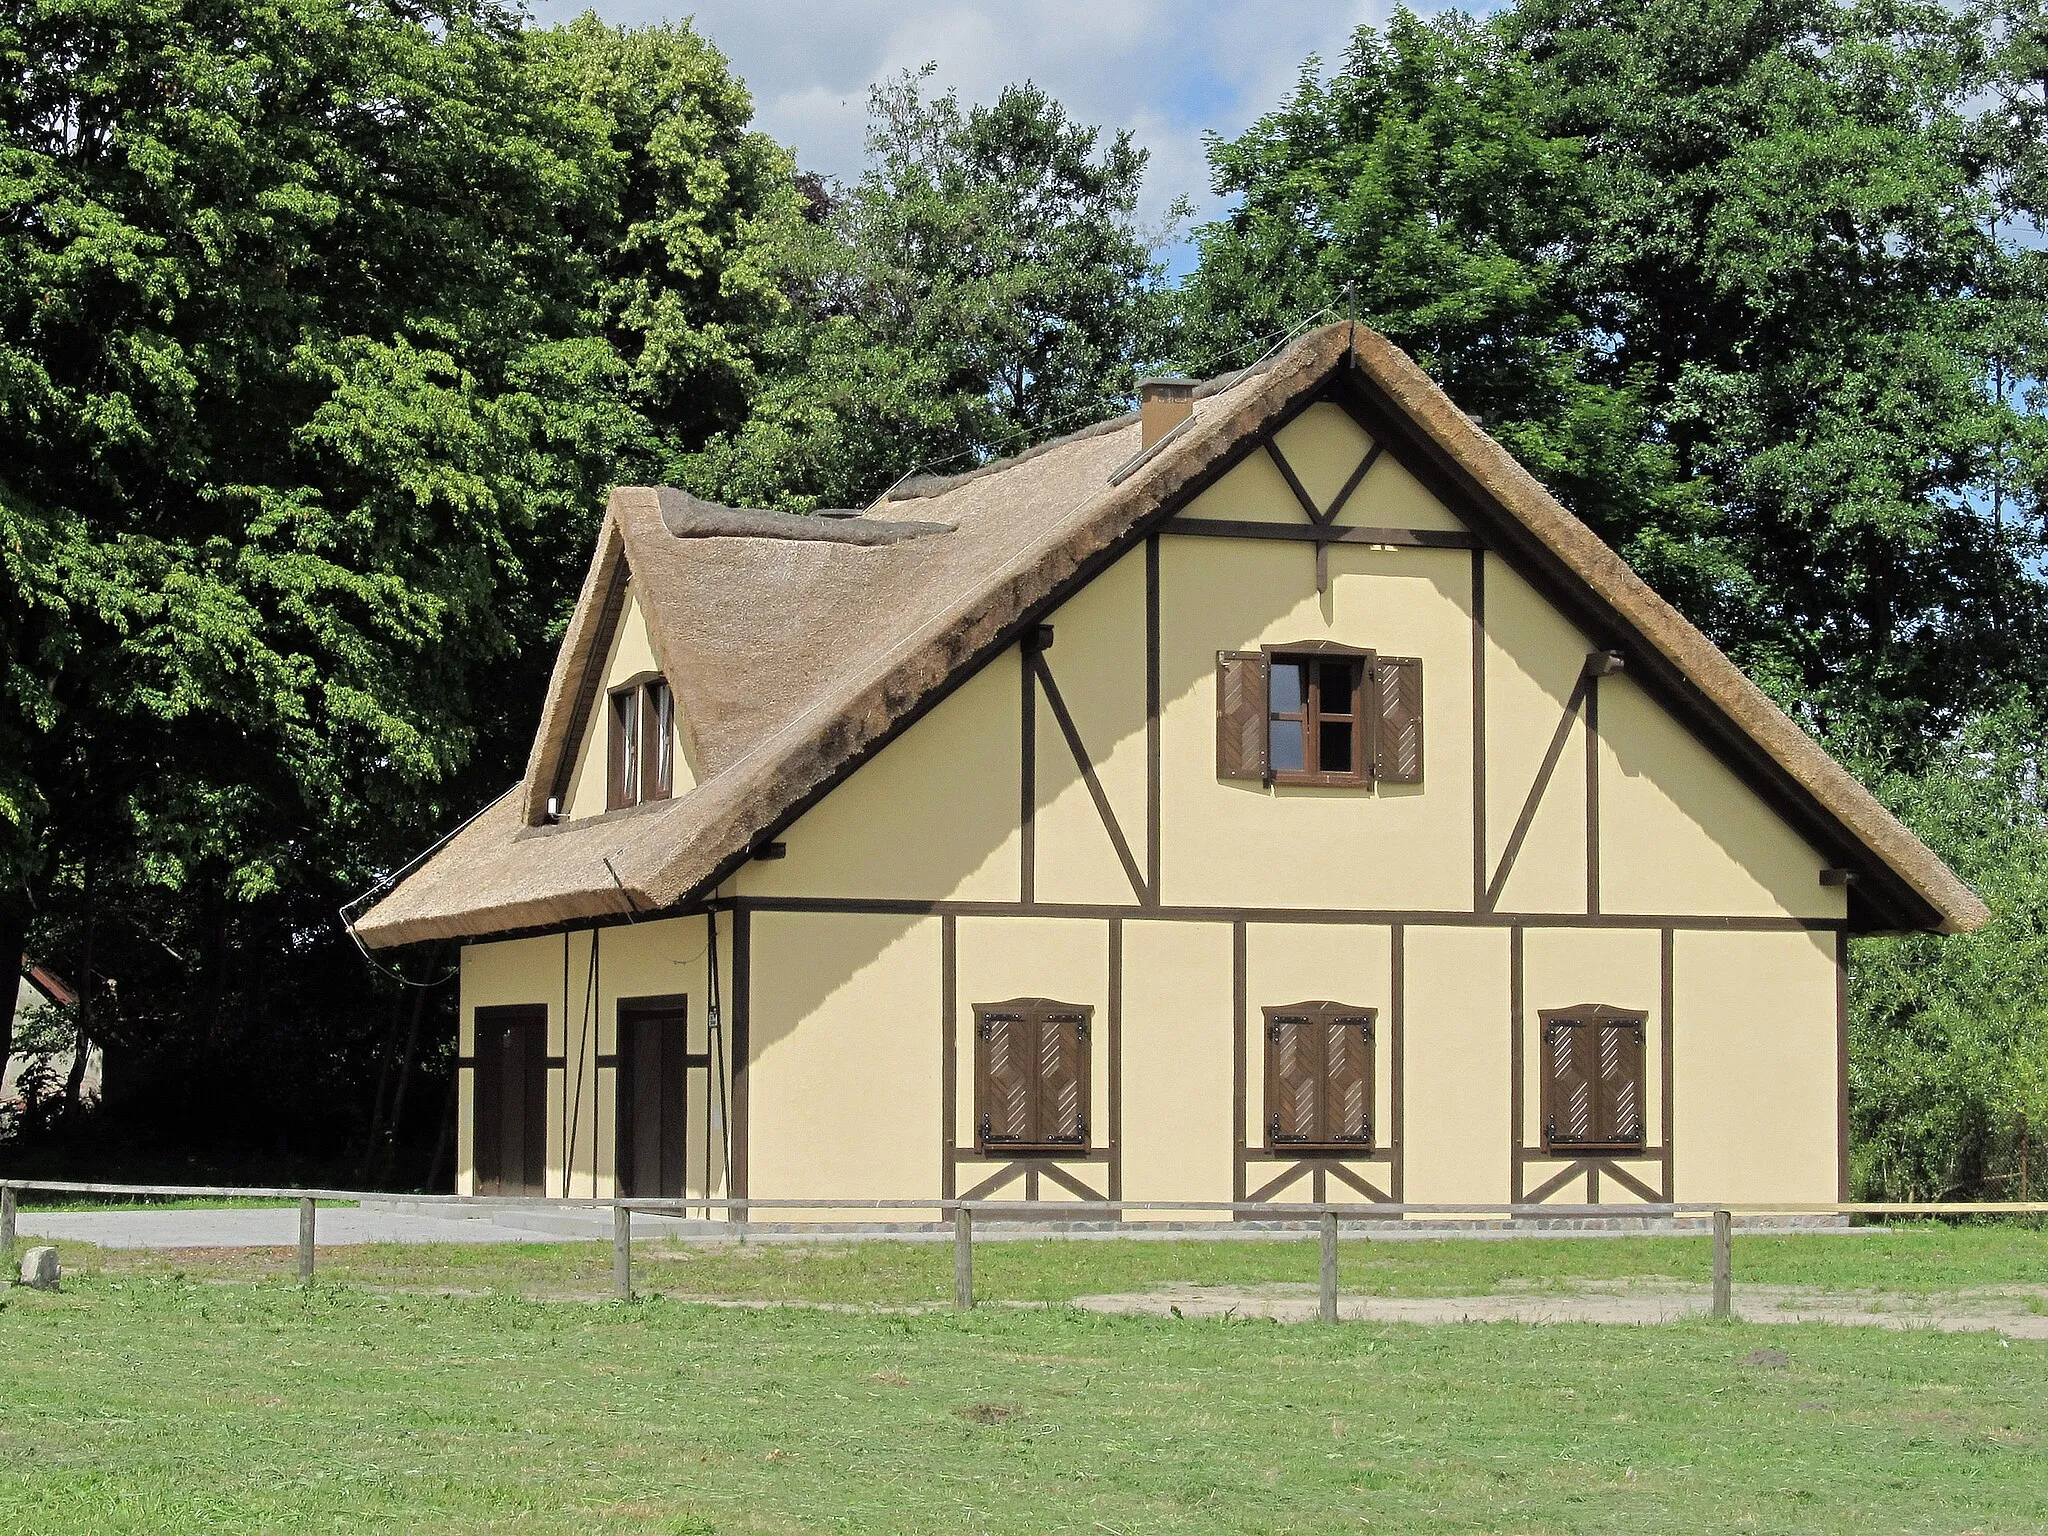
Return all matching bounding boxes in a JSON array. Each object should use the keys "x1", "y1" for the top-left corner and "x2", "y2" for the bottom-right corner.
[
  {"x1": 1175, "y1": 445, "x2": 1306, "y2": 523},
  {"x1": 1674, "y1": 930, "x2": 1840, "y2": 1204},
  {"x1": 747, "y1": 912, "x2": 942, "y2": 1219},
  {"x1": 737, "y1": 650, "x2": 1022, "y2": 902},
  {"x1": 565, "y1": 583, "x2": 698, "y2": 819},
  {"x1": 1599, "y1": 677, "x2": 1844, "y2": 921},
  {"x1": 1033, "y1": 548, "x2": 1150, "y2": 906},
  {"x1": 1272, "y1": 403, "x2": 1377, "y2": 511},
  {"x1": 1120, "y1": 920, "x2": 1235, "y2": 1218},
  {"x1": 1401, "y1": 927, "x2": 1512, "y2": 1205},
  {"x1": 1518, "y1": 929, "x2": 1665, "y2": 1201},
  {"x1": 1157, "y1": 536, "x2": 1474, "y2": 910},
  {"x1": 457, "y1": 934, "x2": 560, "y2": 1197},
  {"x1": 459, "y1": 916, "x2": 731, "y2": 1202},
  {"x1": 954, "y1": 917, "x2": 1111, "y2": 1168},
  {"x1": 1331, "y1": 452, "x2": 1472, "y2": 533},
  {"x1": 1243, "y1": 924, "x2": 1395, "y2": 1162},
  {"x1": 1482, "y1": 556, "x2": 1591, "y2": 914}
]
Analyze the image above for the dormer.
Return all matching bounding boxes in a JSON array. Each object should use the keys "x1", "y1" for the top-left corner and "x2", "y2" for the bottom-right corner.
[{"x1": 554, "y1": 582, "x2": 695, "y2": 821}]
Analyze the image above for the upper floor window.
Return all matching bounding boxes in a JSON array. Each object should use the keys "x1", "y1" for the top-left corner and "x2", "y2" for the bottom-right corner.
[
  {"x1": 608, "y1": 677, "x2": 674, "y2": 811},
  {"x1": 1540, "y1": 1004, "x2": 1646, "y2": 1153},
  {"x1": 1217, "y1": 646, "x2": 1422, "y2": 787}
]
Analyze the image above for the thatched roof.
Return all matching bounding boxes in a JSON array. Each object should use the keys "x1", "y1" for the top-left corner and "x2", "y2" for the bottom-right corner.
[{"x1": 352, "y1": 324, "x2": 1987, "y2": 947}]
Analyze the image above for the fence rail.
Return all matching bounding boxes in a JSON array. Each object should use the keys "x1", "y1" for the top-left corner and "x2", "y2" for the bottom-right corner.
[{"x1": 5, "y1": 1179, "x2": 2045, "y2": 1323}]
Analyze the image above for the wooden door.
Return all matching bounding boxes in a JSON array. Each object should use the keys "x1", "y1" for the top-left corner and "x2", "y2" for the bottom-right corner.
[
  {"x1": 473, "y1": 1004, "x2": 547, "y2": 1196},
  {"x1": 617, "y1": 997, "x2": 689, "y2": 1198}
]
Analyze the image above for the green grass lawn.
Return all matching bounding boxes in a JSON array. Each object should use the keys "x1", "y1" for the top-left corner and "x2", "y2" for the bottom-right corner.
[
  {"x1": 1, "y1": 1272, "x2": 2043, "y2": 1534},
  {"x1": 49, "y1": 1221, "x2": 2048, "y2": 1304}
]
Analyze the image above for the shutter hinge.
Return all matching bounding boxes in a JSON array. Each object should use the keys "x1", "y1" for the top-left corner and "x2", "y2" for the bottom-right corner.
[{"x1": 1076, "y1": 1018, "x2": 1089, "y2": 1040}]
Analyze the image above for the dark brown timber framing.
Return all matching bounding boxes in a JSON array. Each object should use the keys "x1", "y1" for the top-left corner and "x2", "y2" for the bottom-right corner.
[
  {"x1": 729, "y1": 907, "x2": 751, "y2": 1213},
  {"x1": 1145, "y1": 535, "x2": 1162, "y2": 905},
  {"x1": 1471, "y1": 550, "x2": 1487, "y2": 911},
  {"x1": 1033, "y1": 649, "x2": 1148, "y2": 903},
  {"x1": 1836, "y1": 927, "x2": 1850, "y2": 1203},
  {"x1": 1019, "y1": 641, "x2": 1036, "y2": 904},
  {"x1": 1156, "y1": 517, "x2": 1479, "y2": 550},
  {"x1": 1323, "y1": 363, "x2": 1942, "y2": 933}
]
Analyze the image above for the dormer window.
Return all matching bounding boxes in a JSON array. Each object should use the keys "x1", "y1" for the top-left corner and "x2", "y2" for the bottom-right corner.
[{"x1": 608, "y1": 678, "x2": 673, "y2": 810}]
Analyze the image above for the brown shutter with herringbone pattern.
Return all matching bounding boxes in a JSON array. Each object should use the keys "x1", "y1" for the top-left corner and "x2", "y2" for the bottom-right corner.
[
  {"x1": 1216, "y1": 651, "x2": 1268, "y2": 781},
  {"x1": 1038, "y1": 1011, "x2": 1089, "y2": 1146},
  {"x1": 1371, "y1": 656, "x2": 1423, "y2": 784},
  {"x1": 977, "y1": 1009, "x2": 1033, "y2": 1146},
  {"x1": 1545, "y1": 1018, "x2": 1594, "y2": 1146},
  {"x1": 1266, "y1": 1012, "x2": 1316, "y2": 1145},
  {"x1": 1596, "y1": 1017, "x2": 1646, "y2": 1146},
  {"x1": 1323, "y1": 1013, "x2": 1373, "y2": 1144}
]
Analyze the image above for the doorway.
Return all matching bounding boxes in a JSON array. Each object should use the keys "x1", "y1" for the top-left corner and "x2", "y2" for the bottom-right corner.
[
  {"x1": 617, "y1": 995, "x2": 692, "y2": 1198},
  {"x1": 473, "y1": 1004, "x2": 547, "y2": 1195}
]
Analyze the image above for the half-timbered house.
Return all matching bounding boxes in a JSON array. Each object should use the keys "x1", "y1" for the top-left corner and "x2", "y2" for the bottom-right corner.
[{"x1": 352, "y1": 324, "x2": 1987, "y2": 1216}]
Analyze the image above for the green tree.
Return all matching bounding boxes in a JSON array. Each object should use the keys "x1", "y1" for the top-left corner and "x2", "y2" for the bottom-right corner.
[
  {"x1": 1846, "y1": 708, "x2": 2048, "y2": 1199},
  {"x1": 684, "y1": 68, "x2": 1184, "y2": 510},
  {"x1": 1181, "y1": 1, "x2": 2048, "y2": 742},
  {"x1": 0, "y1": 0, "x2": 795, "y2": 1166}
]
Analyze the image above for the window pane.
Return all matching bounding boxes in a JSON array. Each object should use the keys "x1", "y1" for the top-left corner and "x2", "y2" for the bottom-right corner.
[
  {"x1": 1319, "y1": 721, "x2": 1352, "y2": 774},
  {"x1": 1270, "y1": 719, "x2": 1304, "y2": 773},
  {"x1": 1318, "y1": 661, "x2": 1353, "y2": 716},
  {"x1": 1269, "y1": 660, "x2": 1305, "y2": 715}
]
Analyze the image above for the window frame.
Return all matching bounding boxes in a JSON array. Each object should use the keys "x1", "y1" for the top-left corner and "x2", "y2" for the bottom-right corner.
[
  {"x1": 1538, "y1": 1004, "x2": 1648, "y2": 1156},
  {"x1": 1262, "y1": 1000, "x2": 1378, "y2": 1156},
  {"x1": 1260, "y1": 642, "x2": 1371, "y2": 787},
  {"x1": 973, "y1": 997, "x2": 1093, "y2": 1157},
  {"x1": 606, "y1": 675, "x2": 674, "y2": 811}
]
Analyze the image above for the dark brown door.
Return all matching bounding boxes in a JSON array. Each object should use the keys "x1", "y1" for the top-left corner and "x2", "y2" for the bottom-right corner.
[
  {"x1": 473, "y1": 1004, "x2": 547, "y2": 1196},
  {"x1": 617, "y1": 997, "x2": 689, "y2": 1198}
]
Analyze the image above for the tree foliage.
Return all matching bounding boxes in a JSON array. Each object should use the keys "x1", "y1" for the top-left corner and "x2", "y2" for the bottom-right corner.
[
  {"x1": 683, "y1": 68, "x2": 1183, "y2": 511},
  {"x1": 1180, "y1": 0, "x2": 2048, "y2": 742},
  {"x1": 0, "y1": 0, "x2": 796, "y2": 1165}
]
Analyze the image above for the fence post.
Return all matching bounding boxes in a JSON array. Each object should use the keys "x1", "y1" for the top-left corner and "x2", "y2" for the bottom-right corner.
[
  {"x1": 953, "y1": 1205, "x2": 974, "y2": 1314},
  {"x1": 1, "y1": 1184, "x2": 15, "y2": 1266},
  {"x1": 614, "y1": 1204, "x2": 632, "y2": 1301},
  {"x1": 1711, "y1": 1208, "x2": 1733, "y2": 1321},
  {"x1": 1319, "y1": 1209, "x2": 1339, "y2": 1323},
  {"x1": 297, "y1": 1198, "x2": 316, "y2": 1286}
]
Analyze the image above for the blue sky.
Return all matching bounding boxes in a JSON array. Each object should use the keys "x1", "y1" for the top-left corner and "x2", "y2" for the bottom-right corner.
[{"x1": 524, "y1": 1, "x2": 1421, "y2": 274}]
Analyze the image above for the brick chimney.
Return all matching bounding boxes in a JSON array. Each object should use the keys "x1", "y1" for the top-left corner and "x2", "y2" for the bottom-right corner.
[{"x1": 1137, "y1": 377, "x2": 1194, "y2": 449}]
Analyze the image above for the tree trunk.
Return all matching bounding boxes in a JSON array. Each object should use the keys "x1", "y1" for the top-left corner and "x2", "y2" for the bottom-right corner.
[
  {"x1": 0, "y1": 895, "x2": 30, "y2": 1096},
  {"x1": 378, "y1": 962, "x2": 434, "y2": 1183},
  {"x1": 425, "y1": 1066, "x2": 458, "y2": 1193},
  {"x1": 359, "y1": 982, "x2": 409, "y2": 1180},
  {"x1": 65, "y1": 870, "x2": 95, "y2": 1117}
]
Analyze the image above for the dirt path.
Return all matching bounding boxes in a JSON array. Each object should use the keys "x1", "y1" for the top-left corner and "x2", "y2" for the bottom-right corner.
[{"x1": 1071, "y1": 1279, "x2": 2048, "y2": 1337}]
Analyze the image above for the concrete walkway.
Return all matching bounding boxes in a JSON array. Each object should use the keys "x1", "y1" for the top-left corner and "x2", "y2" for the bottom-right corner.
[{"x1": 17, "y1": 1207, "x2": 588, "y2": 1249}]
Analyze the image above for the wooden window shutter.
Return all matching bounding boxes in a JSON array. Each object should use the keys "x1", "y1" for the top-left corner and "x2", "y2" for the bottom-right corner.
[
  {"x1": 641, "y1": 680, "x2": 674, "y2": 802},
  {"x1": 1265, "y1": 1002, "x2": 1375, "y2": 1151},
  {"x1": 1544, "y1": 1018, "x2": 1594, "y2": 1146},
  {"x1": 1595, "y1": 1016, "x2": 1646, "y2": 1146},
  {"x1": 1266, "y1": 1012, "x2": 1317, "y2": 1145},
  {"x1": 1037, "y1": 1010, "x2": 1089, "y2": 1146},
  {"x1": 977, "y1": 1009, "x2": 1034, "y2": 1146},
  {"x1": 1216, "y1": 651, "x2": 1269, "y2": 781},
  {"x1": 1370, "y1": 656, "x2": 1423, "y2": 784},
  {"x1": 608, "y1": 687, "x2": 639, "y2": 811},
  {"x1": 1322, "y1": 1012, "x2": 1373, "y2": 1144}
]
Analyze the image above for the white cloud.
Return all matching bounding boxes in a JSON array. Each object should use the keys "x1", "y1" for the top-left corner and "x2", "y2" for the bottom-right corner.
[{"x1": 526, "y1": 0, "x2": 1402, "y2": 254}]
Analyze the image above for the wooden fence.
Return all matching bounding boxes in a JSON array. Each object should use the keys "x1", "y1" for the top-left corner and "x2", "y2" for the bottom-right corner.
[{"x1": 4, "y1": 1180, "x2": 2044, "y2": 1324}]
